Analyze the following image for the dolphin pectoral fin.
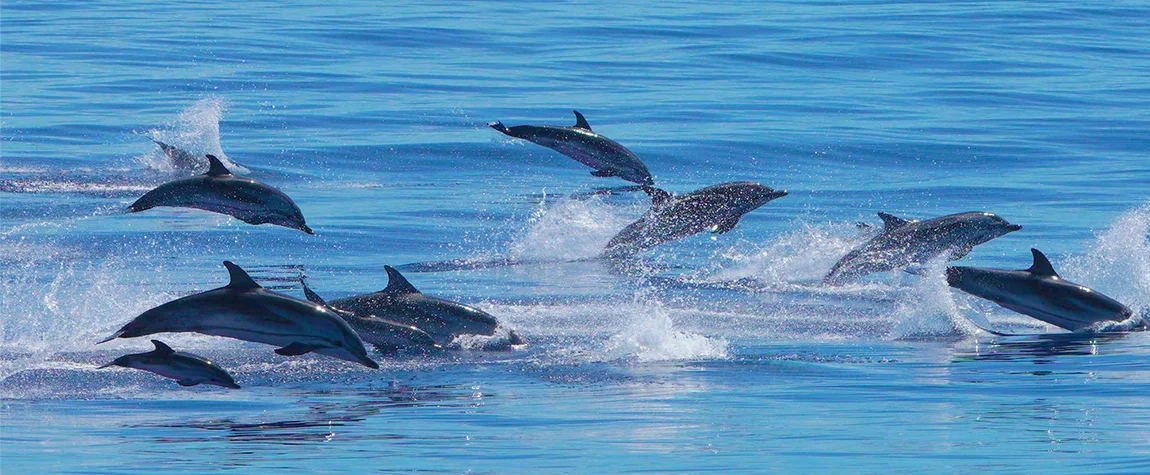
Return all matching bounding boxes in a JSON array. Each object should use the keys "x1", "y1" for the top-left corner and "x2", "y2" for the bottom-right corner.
[
  {"x1": 275, "y1": 343, "x2": 321, "y2": 356},
  {"x1": 177, "y1": 380, "x2": 200, "y2": 387},
  {"x1": 591, "y1": 170, "x2": 616, "y2": 177},
  {"x1": 713, "y1": 217, "x2": 741, "y2": 234}
]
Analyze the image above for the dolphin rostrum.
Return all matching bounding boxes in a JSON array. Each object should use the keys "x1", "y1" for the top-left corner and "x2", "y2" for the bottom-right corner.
[
  {"x1": 490, "y1": 110, "x2": 654, "y2": 185},
  {"x1": 299, "y1": 277, "x2": 442, "y2": 353},
  {"x1": 303, "y1": 266, "x2": 524, "y2": 348},
  {"x1": 824, "y1": 211, "x2": 1021, "y2": 285},
  {"x1": 947, "y1": 248, "x2": 1140, "y2": 332},
  {"x1": 99, "y1": 261, "x2": 379, "y2": 369},
  {"x1": 603, "y1": 182, "x2": 788, "y2": 257},
  {"x1": 153, "y1": 140, "x2": 249, "y2": 174},
  {"x1": 128, "y1": 154, "x2": 313, "y2": 234},
  {"x1": 100, "y1": 340, "x2": 240, "y2": 389}
]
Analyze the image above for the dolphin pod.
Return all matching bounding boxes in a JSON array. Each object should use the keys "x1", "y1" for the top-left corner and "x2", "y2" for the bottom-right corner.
[
  {"x1": 824, "y1": 211, "x2": 1022, "y2": 285},
  {"x1": 100, "y1": 105, "x2": 1142, "y2": 389},
  {"x1": 100, "y1": 261, "x2": 379, "y2": 369},
  {"x1": 490, "y1": 111, "x2": 654, "y2": 185},
  {"x1": 302, "y1": 266, "x2": 525, "y2": 348},
  {"x1": 100, "y1": 340, "x2": 240, "y2": 389},
  {"x1": 947, "y1": 249, "x2": 1139, "y2": 332},
  {"x1": 604, "y1": 182, "x2": 788, "y2": 257},
  {"x1": 129, "y1": 154, "x2": 313, "y2": 233},
  {"x1": 300, "y1": 277, "x2": 443, "y2": 353}
]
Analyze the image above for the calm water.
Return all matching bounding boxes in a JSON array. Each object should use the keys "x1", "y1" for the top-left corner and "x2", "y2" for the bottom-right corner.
[{"x1": 3, "y1": 1, "x2": 1150, "y2": 473}]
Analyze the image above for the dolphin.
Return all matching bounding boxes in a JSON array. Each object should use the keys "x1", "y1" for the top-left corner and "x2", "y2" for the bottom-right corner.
[
  {"x1": 299, "y1": 277, "x2": 442, "y2": 353},
  {"x1": 603, "y1": 182, "x2": 788, "y2": 257},
  {"x1": 946, "y1": 249, "x2": 1140, "y2": 332},
  {"x1": 489, "y1": 110, "x2": 654, "y2": 185},
  {"x1": 128, "y1": 154, "x2": 313, "y2": 234},
  {"x1": 153, "y1": 140, "x2": 249, "y2": 174},
  {"x1": 99, "y1": 261, "x2": 379, "y2": 369},
  {"x1": 100, "y1": 340, "x2": 240, "y2": 389},
  {"x1": 303, "y1": 266, "x2": 524, "y2": 348},
  {"x1": 824, "y1": 211, "x2": 1022, "y2": 285}
]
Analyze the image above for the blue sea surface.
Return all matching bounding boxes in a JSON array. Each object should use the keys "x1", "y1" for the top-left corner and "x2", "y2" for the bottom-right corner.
[{"x1": 3, "y1": 1, "x2": 1150, "y2": 473}]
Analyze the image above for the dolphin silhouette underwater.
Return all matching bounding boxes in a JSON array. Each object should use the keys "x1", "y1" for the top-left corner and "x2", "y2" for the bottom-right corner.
[
  {"x1": 603, "y1": 182, "x2": 788, "y2": 257},
  {"x1": 947, "y1": 248, "x2": 1142, "y2": 332},
  {"x1": 153, "y1": 139, "x2": 249, "y2": 174},
  {"x1": 128, "y1": 154, "x2": 313, "y2": 233},
  {"x1": 100, "y1": 340, "x2": 240, "y2": 389},
  {"x1": 301, "y1": 266, "x2": 524, "y2": 348},
  {"x1": 299, "y1": 277, "x2": 442, "y2": 353},
  {"x1": 824, "y1": 211, "x2": 1021, "y2": 285},
  {"x1": 490, "y1": 110, "x2": 654, "y2": 185},
  {"x1": 99, "y1": 261, "x2": 379, "y2": 369}
]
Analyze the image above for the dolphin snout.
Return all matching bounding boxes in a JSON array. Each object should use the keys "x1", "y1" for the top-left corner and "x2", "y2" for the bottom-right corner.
[
  {"x1": 945, "y1": 267, "x2": 963, "y2": 287},
  {"x1": 1006, "y1": 224, "x2": 1022, "y2": 232}
]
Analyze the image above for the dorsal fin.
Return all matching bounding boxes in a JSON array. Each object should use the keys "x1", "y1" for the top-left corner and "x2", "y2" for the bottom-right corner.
[
  {"x1": 382, "y1": 265, "x2": 421, "y2": 295},
  {"x1": 205, "y1": 154, "x2": 232, "y2": 176},
  {"x1": 1027, "y1": 248, "x2": 1059, "y2": 277},
  {"x1": 572, "y1": 110, "x2": 592, "y2": 131},
  {"x1": 150, "y1": 340, "x2": 175, "y2": 355},
  {"x1": 299, "y1": 277, "x2": 327, "y2": 305},
  {"x1": 222, "y1": 261, "x2": 261, "y2": 289},
  {"x1": 877, "y1": 212, "x2": 910, "y2": 231},
  {"x1": 642, "y1": 186, "x2": 672, "y2": 207}
]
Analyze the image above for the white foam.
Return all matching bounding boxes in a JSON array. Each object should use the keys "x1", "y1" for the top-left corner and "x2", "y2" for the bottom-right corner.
[
  {"x1": 506, "y1": 194, "x2": 638, "y2": 261},
  {"x1": 707, "y1": 220, "x2": 871, "y2": 286},
  {"x1": 138, "y1": 96, "x2": 249, "y2": 174}
]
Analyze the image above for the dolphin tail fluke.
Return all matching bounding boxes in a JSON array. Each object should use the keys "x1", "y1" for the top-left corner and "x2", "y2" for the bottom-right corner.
[
  {"x1": 488, "y1": 121, "x2": 510, "y2": 134},
  {"x1": 96, "y1": 331, "x2": 124, "y2": 344}
]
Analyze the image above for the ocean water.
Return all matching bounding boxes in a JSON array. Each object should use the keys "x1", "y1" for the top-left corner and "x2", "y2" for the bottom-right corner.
[{"x1": 3, "y1": 1, "x2": 1150, "y2": 473}]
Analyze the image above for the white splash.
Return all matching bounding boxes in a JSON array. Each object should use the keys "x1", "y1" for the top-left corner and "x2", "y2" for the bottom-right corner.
[
  {"x1": 600, "y1": 297, "x2": 728, "y2": 362},
  {"x1": 708, "y1": 220, "x2": 871, "y2": 285},
  {"x1": 506, "y1": 195, "x2": 638, "y2": 262},
  {"x1": 1062, "y1": 201, "x2": 1150, "y2": 317},
  {"x1": 139, "y1": 96, "x2": 248, "y2": 174}
]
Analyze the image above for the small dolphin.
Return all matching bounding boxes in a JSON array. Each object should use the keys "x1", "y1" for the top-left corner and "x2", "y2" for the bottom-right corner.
[
  {"x1": 603, "y1": 182, "x2": 788, "y2": 257},
  {"x1": 824, "y1": 211, "x2": 1021, "y2": 285},
  {"x1": 306, "y1": 266, "x2": 524, "y2": 348},
  {"x1": 299, "y1": 277, "x2": 442, "y2": 353},
  {"x1": 100, "y1": 340, "x2": 240, "y2": 389},
  {"x1": 99, "y1": 261, "x2": 379, "y2": 369},
  {"x1": 947, "y1": 249, "x2": 1140, "y2": 332},
  {"x1": 490, "y1": 111, "x2": 654, "y2": 185},
  {"x1": 128, "y1": 154, "x2": 313, "y2": 234},
  {"x1": 153, "y1": 140, "x2": 249, "y2": 174}
]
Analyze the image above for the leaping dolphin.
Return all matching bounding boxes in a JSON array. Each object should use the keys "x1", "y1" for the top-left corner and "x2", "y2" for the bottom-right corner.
[
  {"x1": 603, "y1": 182, "x2": 788, "y2": 257},
  {"x1": 153, "y1": 140, "x2": 249, "y2": 174},
  {"x1": 490, "y1": 111, "x2": 654, "y2": 185},
  {"x1": 99, "y1": 261, "x2": 379, "y2": 369},
  {"x1": 128, "y1": 154, "x2": 313, "y2": 234},
  {"x1": 824, "y1": 211, "x2": 1021, "y2": 285},
  {"x1": 947, "y1": 249, "x2": 1141, "y2": 332},
  {"x1": 299, "y1": 277, "x2": 442, "y2": 353},
  {"x1": 100, "y1": 340, "x2": 240, "y2": 389},
  {"x1": 302, "y1": 266, "x2": 524, "y2": 348}
]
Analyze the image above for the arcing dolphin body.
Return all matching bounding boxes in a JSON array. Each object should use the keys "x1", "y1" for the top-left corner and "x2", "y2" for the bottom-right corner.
[
  {"x1": 314, "y1": 266, "x2": 524, "y2": 348},
  {"x1": 100, "y1": 340, "x2": 240, "y2": 389},
  {"x1": 100, "y1": 262, "x2": 379, "y2": 369},
  {"x1": 824, "y1": 211, "x2": 1021, "y2": 285},
  {"x1": 603, "y1": 182, "x2": 788, "y2": 257},
  {"x1": 299, "y1": 278, "x2": 441, "y2": 353},
  {"x1": 946, "y1": 249, "x2": 1139, "y2": 332},
  {"x1": 490, "y1": 111, "x2": 654, "y2": 185},
  {"x1": 129, "y1": 155, "x2": 312, "y2": 234}
]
